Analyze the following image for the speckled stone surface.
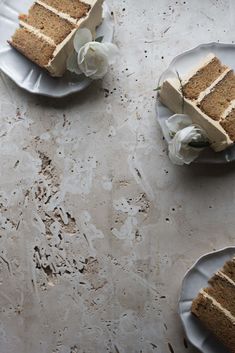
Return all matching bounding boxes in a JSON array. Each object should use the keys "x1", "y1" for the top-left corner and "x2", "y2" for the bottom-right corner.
[{"x1": 0, "y1": 0, "x2": 235, "y2": 352}]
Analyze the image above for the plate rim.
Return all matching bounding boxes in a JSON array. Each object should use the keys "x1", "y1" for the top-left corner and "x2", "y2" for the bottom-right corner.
[
  {"x1": 156, "y1": 41, "x2": 235, "y2": 165},
  {"x1": 0, "y1": 1, "x2": 113, "y2": 98},
  {"x1": 0, "y1": 63, "x2": 92, "y2": 98},
  {"x1": 178, "y1": 246, "x2": 235, "y2": 352},
  {"x1": 158, "y1": 41, "x2": 235, "y2": 86}
]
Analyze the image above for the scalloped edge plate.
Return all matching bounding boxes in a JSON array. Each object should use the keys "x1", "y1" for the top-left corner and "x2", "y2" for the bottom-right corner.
[
  {"x1": 156, "y1": 42, "x2": 235, "y2": 164},
  {"x1": 0, "y1": 1, "x2": 114, "y2": 97},
  {"x1": 179, "y1": 247, "x2": 235, "y2": 353}
]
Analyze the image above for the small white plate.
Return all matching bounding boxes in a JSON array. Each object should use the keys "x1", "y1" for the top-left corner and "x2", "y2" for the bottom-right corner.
[
  {"x1": 179, "y1": 247, "x2": 235, "y2": 353},
  {"x1": 156, "y1": 42, "x2": 235, "y2": 164},
  {"x1": 0, "y1": 1, "x2": 114, "y2": 97}
]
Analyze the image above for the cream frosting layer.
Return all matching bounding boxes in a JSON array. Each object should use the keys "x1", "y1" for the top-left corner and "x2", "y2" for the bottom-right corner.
[
  {"x1": 217, "y1": 270, "x2": 235, "y2": 286},
  {"x1": 19, "y1": 20, "x2": 56, "y2": 46},
  {"x1": 182, "y1": 53, "x2": 217, "y2": 86},
  {"x1": 81, "y1": 0, "x2": 98, "y2": 5},
  {"x1": 222, "y1": 100, "x2": 235, "y2": 120},
  {"x1": 200, "y1": 289, "x2": 235, "y2": 324},
  {"x1": 37, "y1": 0, "x2": 80, "y2": 25},
  {"x1": 197, "y1": 68, "x2": 231, "y2": 103}
]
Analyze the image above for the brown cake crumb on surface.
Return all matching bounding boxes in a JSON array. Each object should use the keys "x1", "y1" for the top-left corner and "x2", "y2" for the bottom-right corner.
[
  {"x1": 10, "y1": 28, "x2": 55, "y2": 68},
  {"x1": 182, "y1": 57, "x2": 227, "y2": 100},
  {"x1": 199, "y1": 71, "x2": 235, "y2": 121},
  {"x1": 192, "y1": 292, "x2": 235, "y2": 352},
  {"x1": 19, "y1": 3, "x2": 75, "y2": 45},
  {"x1": 40, "y1": 0, "x2": 91, "y2": 20}
]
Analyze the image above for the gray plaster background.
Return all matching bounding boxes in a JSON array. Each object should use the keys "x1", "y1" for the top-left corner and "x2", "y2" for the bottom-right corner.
[{"x1": 0, "y1": 0, "x2": 235, "y2": 352}]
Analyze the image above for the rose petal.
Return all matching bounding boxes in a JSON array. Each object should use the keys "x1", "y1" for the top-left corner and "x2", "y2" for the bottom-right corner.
[
  {"x1": 66, "y1": 51, "x2": 82, "y2": 74},
  {"x1": 168, "y1": 125, "x2": 207, "y2": 165},
  {"x1": 73, "y1": 28, "x2": 92, "y2": 53},
  {"x1": 77, "y1": 42, "x2": 109, "y2": 79},
  {"x1": 102, "y1": 43, "x2": 119, "y2": 65},
  {"x1": 166, "y1": 114, "x2": 192, "y2": 137}
]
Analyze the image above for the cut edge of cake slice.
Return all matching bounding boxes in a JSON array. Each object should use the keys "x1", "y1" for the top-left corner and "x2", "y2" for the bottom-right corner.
[
  {"x1": 36, "y1": 0, "x2": 92, "y2": 25},
  {"x1": 191, "y1": 256, "x2": 235, "y2": 353},
  {"x1": 19, "y1": 3, "x2": 76, "y2": 46},
  {"x1": 182, "y1": 53, "x2": 229, "y2": 101},
  {"x1": 206, "y1": 270, "x2": 235, "y2": 316},
  {"x1": 10, "y1": 27, "x2": 56, "y2": 69},
  {"x1": 192, "y1": 289, "x2": 235, "y2": 353}
]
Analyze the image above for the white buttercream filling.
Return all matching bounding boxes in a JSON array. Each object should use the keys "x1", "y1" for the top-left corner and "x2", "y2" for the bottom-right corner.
[
  {"x1": 182, "y1": 53, "x2": 217, "y2": 86},
  {"x1": 36, "y1": 0, "x2": 93, "y2": 25},
  {"x1": 81, "y1": 0, "x2": 97, "y2": 4},
  {"x1": 217, "y1": 270, "x2": 235, "y2": 286},
  {"x1": 200, "y1": 289, "x2": 235, "y2": 324},
  {"x1": 19, "y1": 20, "x2": 56, "y2": 46},
  {"x1": 36, "y1": 0, "x2": 79, "y2": 24},
  {"x1": 221, "y1": 100, "x2": 235, "y2": 120},
  {"x1": 196, "y1": 68, "x2": 231, "y2": 104}
]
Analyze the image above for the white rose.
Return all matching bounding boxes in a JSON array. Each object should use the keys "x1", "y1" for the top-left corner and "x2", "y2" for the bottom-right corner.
[
  {"x1": 166, "y1": 114, "x2": 193, "y2": 137},
  {"x1": 166, "y1": 114, "x2": 209, "y2": 165},
  {"x1": 67, "y1": 28, "x2": 119, "y2": 80}
]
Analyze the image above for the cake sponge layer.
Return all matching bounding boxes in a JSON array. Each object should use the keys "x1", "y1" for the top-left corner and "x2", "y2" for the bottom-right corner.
[
  {"x1": 182, "y1": 57, "x2": 227, "y2": 100},
  {"x1": 222, "y1": 258, "x2": 235, "y2": 282},
  {"x1": 20, "y1": 3, "x2": 75, "y2": 45},
  {"x1": 192, "y1": 292, "x2": 235, "y2": 352},
  {"x1": 221, "y1": 109, "x2": 235, "y2": 141},
  {"x1": 206, "y1": 272, "x2": 235, "y2": 316},
  {"x1": 39, "y1": 0, "x2": 91, "y2": 20},
  {"x1": 11, "y1": 27, "x2": 55, "y2": 67},
  {"x1": 199, "y1": 70, "x2": 235, "y2": 121}
]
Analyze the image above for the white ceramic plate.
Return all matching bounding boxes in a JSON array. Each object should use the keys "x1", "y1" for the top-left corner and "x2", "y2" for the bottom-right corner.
[
  {"x1": 179, "y1": 247, "x2": 235, "y2": 353},
  {"x1": 156, "y1": 42, "x2": 235, "y2": 164},
  {"x1": 0, "y1": 1, "x2": 114, "y2": 97}
]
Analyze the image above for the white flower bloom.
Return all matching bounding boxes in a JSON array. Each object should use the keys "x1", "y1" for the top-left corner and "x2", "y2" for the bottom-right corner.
[
  {"x1": 67, "y1": 28, "x2": 119, "y2": 80},
  {"x1": 166, "y1": 114, "x2": 209, "y2": 165},
  {"x1": 165, "y1": 114, "x2": 192, "y2": 137}
]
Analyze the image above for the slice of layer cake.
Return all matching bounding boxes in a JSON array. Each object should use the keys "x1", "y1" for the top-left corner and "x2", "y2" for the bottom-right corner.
[
  {"x1": 192, "y1": 256, "x2": 235, "y2": 353},
  {"x1": 9, "y1": 0, "x2": 104, "y2": 77},
  {"x1": 160, "y1": 54, "x2": 235, "y2": 151}
]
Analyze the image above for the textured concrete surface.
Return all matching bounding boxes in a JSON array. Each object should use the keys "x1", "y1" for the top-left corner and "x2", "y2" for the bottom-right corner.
[{"x1": 0, "y1": 0, "x2": 235, "y2": 352}]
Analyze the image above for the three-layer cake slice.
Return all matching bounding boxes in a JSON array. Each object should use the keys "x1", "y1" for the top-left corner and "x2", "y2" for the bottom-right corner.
[
  {"x1": 9, "y1": 0, "x2": 104, "y2": 77},
  {"x1": 160, "y1": 54, "x2": 235, "y2": 151},
  {"x1": 192, "y1": 256, "x2": 235, "y2": 353}
]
